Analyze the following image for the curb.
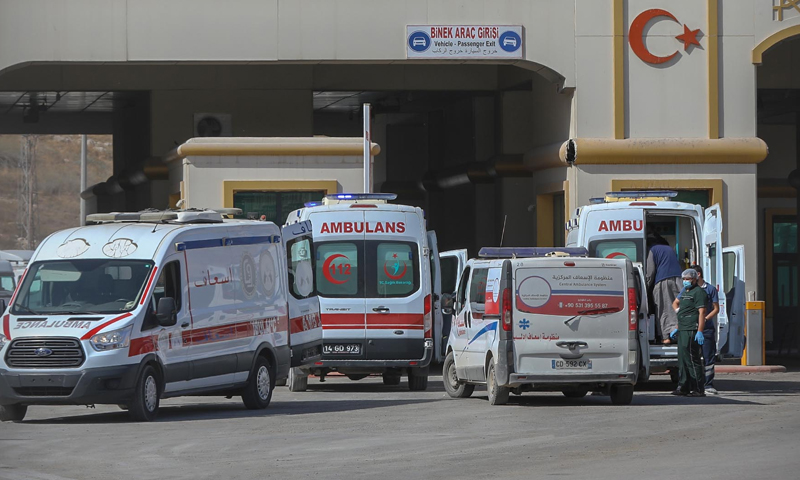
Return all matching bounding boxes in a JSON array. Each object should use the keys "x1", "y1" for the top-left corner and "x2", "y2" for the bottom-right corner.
[{"x1": 716, "y1": 365, "x2": 786, "y2": 373}]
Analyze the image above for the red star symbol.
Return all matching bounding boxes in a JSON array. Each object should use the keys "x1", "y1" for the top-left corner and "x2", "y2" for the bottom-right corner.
[
  {"x1": 675, "y1": 24, "x2": 700, "y2": 51},
  {"x1": 392, "y1": 253, "x2": 398, "y2": 258}
]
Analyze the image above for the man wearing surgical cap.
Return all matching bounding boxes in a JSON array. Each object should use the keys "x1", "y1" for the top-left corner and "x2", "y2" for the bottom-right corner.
[{"x1": 668, "y1": 268, "x2": 708, "y2": 397}]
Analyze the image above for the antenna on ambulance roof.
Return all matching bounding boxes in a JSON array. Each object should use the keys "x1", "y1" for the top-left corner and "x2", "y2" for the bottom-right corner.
[{"x1": 499, "y1": 215, "x2": 508, "y2": 247}]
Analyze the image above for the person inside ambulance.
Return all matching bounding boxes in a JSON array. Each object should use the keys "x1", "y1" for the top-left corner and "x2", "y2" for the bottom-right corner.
[
  {"x1": 668, "y1": 268, "x2": 708, "y2": 397},
  {"x1": 672, "y1": 265, "x2": 720, "y2": 395},
  {"x1": 645, "y1": 230, "x2": 683, "y2": 344}
]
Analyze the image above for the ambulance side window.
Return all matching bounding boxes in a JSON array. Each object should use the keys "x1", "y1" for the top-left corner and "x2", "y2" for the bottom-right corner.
[
  {"x1": 287, "y1": 236, "x2": 314, "y2": 299},
  {"x1": 144, "y1": 261, "x2": 181, "y2": 331},
  {"x1": 456, "y1": 266, "x2": 471, "y2": 315},
  {"x1": 469, "y1": 268, "x2": 489, "y2": 312}
]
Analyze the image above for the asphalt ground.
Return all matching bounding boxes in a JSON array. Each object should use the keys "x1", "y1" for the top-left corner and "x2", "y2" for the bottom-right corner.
[{"x1": 1, "y1": 371, "x2": 799, "y2": 480}]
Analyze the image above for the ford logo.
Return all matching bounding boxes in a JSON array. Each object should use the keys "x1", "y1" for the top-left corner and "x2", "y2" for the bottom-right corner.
[{"x1": 34, "y1": 348, "x2": 53, "y2": 357}]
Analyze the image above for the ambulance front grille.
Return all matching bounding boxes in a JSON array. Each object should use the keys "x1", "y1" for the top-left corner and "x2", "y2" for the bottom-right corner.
[{"x1": 5, "y1": 338, "x2": 85, "y2": 368}]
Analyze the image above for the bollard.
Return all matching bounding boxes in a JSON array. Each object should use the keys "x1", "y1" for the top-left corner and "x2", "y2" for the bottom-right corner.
[{"x1": 742, "y1": 301, "x2": 765, "y2": 366}]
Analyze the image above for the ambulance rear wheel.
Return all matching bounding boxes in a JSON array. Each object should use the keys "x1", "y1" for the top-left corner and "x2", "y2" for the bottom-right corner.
[
  {"x1": 487, "y1": 362, "x2": 509, "y2": 406},
  {"x1": 242, "y1": 356, "x2": 273, "y2": 410},
  {"x1": 610, "y1": 384, "x2": 634, "y2": 405},
  {"x1": 129, "y1": 365, "x2": 160, "y2": 422},
  {"x1": 0, "y1": 404, "x2": 27, "y2": 423},
  {"x1": 288, "y1": 368, "x2": 308, "y2": 392},
  {"x1": 382, "y1": 373, "x2": 401, "y2": 386},
  {"x1": 443, "y1": 352, "x2": 474, "y2": 398},
  {"x1": 408, "y1": 368, "x2": 428, "y2": 391}
]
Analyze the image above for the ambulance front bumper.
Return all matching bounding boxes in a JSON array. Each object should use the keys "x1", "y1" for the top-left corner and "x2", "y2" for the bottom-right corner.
[
  {"x1": 313, "y1": 339, "x2": 433, "y2": 370},
  {"x1": 0, "y1": 364, "x2": 140, "y2": 406}
]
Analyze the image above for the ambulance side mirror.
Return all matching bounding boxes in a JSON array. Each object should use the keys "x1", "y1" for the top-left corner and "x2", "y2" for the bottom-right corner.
[
  {"x1": 156, "y1": 297, "x2": 177, "y2": 327},
  {"x1": 441, "y1": 293, "x2": 455, "y2": 315}
]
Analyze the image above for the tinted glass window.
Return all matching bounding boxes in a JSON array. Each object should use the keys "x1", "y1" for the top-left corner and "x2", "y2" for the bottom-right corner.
[
  {"x1": 441, "y1": 256, "x2": 460, "y2": 294},
  {"x1": 316, "y1": 242, "x2": 360, "y2": 297},
  {"x1": 590, "y1": 238, "x2": 644, "y2": 263},
  {"x1": 374, "y1": 242, "x2": 416, "y2": 297},
  {"x1": 288, "y1": 236, "x2": 315, "y2": 299},
  {"x1": 0, "y1": 276, "x2": 13, "y2": 292},
  {"x1": 456, "y1": 267, "x2": 471, "y2": 313},
  {"x1": 233, "y1": 190, "x2": 325, "y2": 223},
  {"x1": 469, "y1": 268, "x2": 489, "y2": 306}
]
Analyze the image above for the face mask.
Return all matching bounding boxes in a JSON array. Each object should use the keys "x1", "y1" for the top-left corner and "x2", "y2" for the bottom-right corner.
[{"x1": 683, "y1": 280, "x2": 692, "y2": 288}]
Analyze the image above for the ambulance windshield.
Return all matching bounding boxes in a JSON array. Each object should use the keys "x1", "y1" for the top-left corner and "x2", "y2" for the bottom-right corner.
[{"x1": 11, "y1": 259, "x2": 154, "y2": 315}]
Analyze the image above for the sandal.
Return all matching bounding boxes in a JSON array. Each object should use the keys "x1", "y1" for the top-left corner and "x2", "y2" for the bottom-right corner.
[{"x1": 662, "y1": 339, "x2": 672, "y2": 345}]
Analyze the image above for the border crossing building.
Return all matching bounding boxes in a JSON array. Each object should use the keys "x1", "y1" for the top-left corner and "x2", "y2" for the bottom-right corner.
[{"x1": 0, "y1": 0, "x2": 797, "y2": 350}]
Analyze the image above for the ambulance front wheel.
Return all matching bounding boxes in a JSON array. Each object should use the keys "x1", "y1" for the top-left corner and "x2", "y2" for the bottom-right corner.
[
  {"x1": 128, "y1": 365, "x2": 161, "y2": 422},
  {"x1": 0, "y1": 404, "x2": 27, "y2": 423},
  {"x1": 443, "y1": 352, "x2": 474, "y2": 398},
  {"x1": 288, "y1": 368, "x2": 308, "y2": 392},
  {"x1": 487, "y1": 362, "x2": 510, "y2": 406},
  {"x1": 242, "y1": 356, "x2": 273, "y2": 409},
  {"x1": 408, "y1": 368, "x2": 428, "y2": 391}
]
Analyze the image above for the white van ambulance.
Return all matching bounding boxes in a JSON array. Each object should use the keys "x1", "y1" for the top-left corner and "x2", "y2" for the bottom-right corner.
[
  {"x1": 0, "y1": 209, "x2": 321, "y2": 422},
  {"x1": 443, "y1": 247, "x2": 639, "y2": 405},
  {"x1": 285, "y1": 193, "x2": 441, "y2": 391},
  {"x1": 565, "y1": 191, "x2": 746, "y2": 379}
]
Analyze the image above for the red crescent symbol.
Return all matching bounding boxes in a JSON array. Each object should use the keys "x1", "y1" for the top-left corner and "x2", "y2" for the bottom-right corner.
[
  {"x1": 606, "y1": 252, "x2": 628, "y2": 259},
  {"x1": 383, "y1": 261, "x2": 407, "y2": 280},
  {"x1": 629, "y1": 9, "x2": 679, "y2": 64},
  {"x1": 322, "y1": 254, "x2": 348, "y2": 285}
]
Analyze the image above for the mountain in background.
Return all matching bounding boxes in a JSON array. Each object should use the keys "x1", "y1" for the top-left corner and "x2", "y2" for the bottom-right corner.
[{"x1": 0, "y1": 135, "x2": 112, "y2": 250}]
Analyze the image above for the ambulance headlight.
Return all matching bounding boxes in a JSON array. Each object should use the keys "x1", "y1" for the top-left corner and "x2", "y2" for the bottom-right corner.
[
  {"x1": 90, "y1": 326, "x2": 133, "y2": 351},
  {"x1": 0, "y1": 333, "x2": 6, "y2": 350}
]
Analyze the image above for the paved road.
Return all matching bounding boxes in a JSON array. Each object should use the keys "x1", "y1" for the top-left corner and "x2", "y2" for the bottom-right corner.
[{"x1": 1, "y1": 372, "x2": 799, "y2": 480}]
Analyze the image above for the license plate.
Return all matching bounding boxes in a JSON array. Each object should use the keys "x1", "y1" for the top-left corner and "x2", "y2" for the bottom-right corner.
[
  {"x1": 323, "y1": 343, "x2": 361, "y2": 355},
  {"x1": 552, "y1": 359, "x2": 592, "y2": 370}
]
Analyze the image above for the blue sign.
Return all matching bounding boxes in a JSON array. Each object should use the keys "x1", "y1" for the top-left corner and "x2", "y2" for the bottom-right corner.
[
  {"x1": 499, "y1": 30, "x2": 522, "y2": 52},
  {"x1": 518, "y1": 318, "x2": 530, "y2": 330},
  {"x1": 408, "y1": 31, "x2": 431, "y2": 52}
]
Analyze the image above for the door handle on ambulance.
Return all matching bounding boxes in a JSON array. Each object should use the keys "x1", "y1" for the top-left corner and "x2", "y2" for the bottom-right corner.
[
  {"x1": 181, "y1": 322, "x2": 190, "y2": 328},
  {"x1": 556, "y1": 341, "x2": 588, "y2": 350},
  {"x1": 372, "y1": 306, "x2": 390, "y2": 313}
]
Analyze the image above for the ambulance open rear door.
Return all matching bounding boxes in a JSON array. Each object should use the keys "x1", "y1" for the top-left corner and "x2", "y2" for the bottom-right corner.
[
  {"x1": 703, "y1": 205, "x2": 729, "y2": 353},
  {"x1": 722, "y1": 245, "x2": 746, "y2": 358},
  {"x1": 427, "y1": 231, "x2": 444, "y2": 363}
]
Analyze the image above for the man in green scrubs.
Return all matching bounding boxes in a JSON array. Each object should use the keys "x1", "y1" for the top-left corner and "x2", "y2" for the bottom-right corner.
[{"x1": 670, "y1": 268, "x2": 708, "y2": 397}]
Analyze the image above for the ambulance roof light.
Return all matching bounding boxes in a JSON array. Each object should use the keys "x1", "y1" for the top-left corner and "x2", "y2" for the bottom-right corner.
[
  {"x1": 478, "y1": 247, "x2": 589, "y2": 259},
  {"x1": 322, "y1": 193, "x2": 397, "y2": 205},
  {"x1": 304, "y1": 201, "x2": 322, "y2": 207},
  {"x1": 605, "y1": 190, "x2": 678, "y2": 199},
  {"x1": 589, "y1": 197, "x2": 605, "y2": 204}
]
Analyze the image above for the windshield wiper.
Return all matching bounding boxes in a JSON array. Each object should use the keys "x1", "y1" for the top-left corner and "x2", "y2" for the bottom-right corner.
[
  {"x1": 564, "y1": 307, "x2": 620, "y2": 326},
  {"x1": 12, "y1": 304, "x2": 40, "y2": 315}
]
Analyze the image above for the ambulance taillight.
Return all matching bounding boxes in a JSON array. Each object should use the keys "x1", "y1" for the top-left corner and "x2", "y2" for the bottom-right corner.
[
  {"x1": 423, "y1": 294, "x2": 432, "y2": 339},
  {"x1": 628, "y1": 287, "x2": 637, "y2": 331},
  {"x1": 502, "y1": 288, "x2": 512, "y2": 332}
]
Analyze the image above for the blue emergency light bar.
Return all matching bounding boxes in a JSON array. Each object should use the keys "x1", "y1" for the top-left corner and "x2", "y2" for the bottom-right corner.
[
  {"x1": 303, "y1": 201, "x2": 322, "y2": 207},
  {"x1": 478, "y1": 247, "x2": 588, "y2": 258},
  {"x1": 324, "y1": 193, "x2": 397, "y2": 201},
  {"x1": 605, "y1": 190, "x2": 678, "y2": 198}
]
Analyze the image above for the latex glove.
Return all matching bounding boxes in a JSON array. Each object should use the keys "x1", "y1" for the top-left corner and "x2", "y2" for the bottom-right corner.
[
  {"x1": 670, "y1": 329, "x2": 678, "y2": 340},
  {"x1": 694, "y1": 331, "x2": 704, "y2": 345}
]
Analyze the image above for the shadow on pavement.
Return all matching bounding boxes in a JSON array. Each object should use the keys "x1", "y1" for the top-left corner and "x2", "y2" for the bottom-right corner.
[
  {"x1": 301, "y1": 378, "x2": 446, "y2": 394},
  {"x1": 22, "y1": 398, "x2": 441, "y2": 425}
]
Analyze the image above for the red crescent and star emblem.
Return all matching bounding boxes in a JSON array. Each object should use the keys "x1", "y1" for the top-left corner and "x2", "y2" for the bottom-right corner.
[
  {"x1": 322, "y1": 253, "x2": 349, "y2": 284},
  {"x1": 629, "y1": 8, "x2": 701, "y2": 65},
  {"x1": 383, "y1": 253, "x2": 408, "y2": 280}
]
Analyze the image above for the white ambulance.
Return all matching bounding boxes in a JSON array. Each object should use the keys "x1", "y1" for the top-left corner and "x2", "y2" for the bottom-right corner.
[
  {"x1": 285, "y1": 193, "x2": 441, "y2": 391},
  {"x1": 565, "y1": 191, "x2": 746, "y2": 379},
  {"x1": 443, "y1": 247, "x2": 640, "y2": 405},
  {"x1": 0, "y1": 209, "x2": 321, "y2": 422}
]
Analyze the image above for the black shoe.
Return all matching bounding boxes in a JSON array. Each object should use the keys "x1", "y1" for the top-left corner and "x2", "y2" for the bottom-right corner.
[
  {"x1": 671, "y1": 389, "x2": 688, "y2": 396},
  {"x1": 687, "y1": 391, "x2": 706, "y2": 397}
]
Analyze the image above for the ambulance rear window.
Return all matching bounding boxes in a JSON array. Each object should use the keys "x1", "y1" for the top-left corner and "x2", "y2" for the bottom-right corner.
[
  {"x1": 589, "y1": 239, "x2": 643, "y2": 262},
  {"x1": 316, "y1": 242, "x2": 361, "y2": 297},
  {"x1": 374, "y1": 242, "x2": 416, "y2": 297}
]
